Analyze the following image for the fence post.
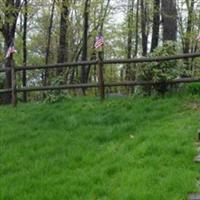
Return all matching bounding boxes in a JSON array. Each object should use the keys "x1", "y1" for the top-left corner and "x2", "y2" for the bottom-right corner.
[
  {"x1": 11, "y1": 65, "x2": 17, "y2": 107},
  {"x1": 22, "y1": 69, "x2": 27, "y2": 102},
  {"x1": 97, "y1": 51, "x2": 105, "y2": 101}
]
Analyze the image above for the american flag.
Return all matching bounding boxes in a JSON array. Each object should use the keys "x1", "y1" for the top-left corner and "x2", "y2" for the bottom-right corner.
[
  {"x1": 95, "y1": 34, "x2": 104, "y2": 49},
  {"x1": 6, "y1": 45, "x2": 17, "y2": 58},
  {"x1": 196, "y1": 33, "x2": 200, "y2": 42}
]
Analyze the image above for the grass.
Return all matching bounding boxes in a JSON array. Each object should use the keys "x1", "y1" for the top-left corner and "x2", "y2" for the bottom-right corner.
[{"x1": 0, "y1": 95, "x2": 200, "y2": 200}]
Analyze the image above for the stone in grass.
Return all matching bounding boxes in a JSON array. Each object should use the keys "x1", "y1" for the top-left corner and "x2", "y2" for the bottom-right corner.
[
  {"x1": 194, "y1": 155, "x2": 200, "y2": 163},
  {"x1": 188, "y1": 194, "x2": 200, "y2": 200}
]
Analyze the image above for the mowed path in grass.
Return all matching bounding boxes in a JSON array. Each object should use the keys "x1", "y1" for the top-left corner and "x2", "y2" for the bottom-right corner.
[{"x1": 0, "y1": 96, "x2": 200, "y2": 200}]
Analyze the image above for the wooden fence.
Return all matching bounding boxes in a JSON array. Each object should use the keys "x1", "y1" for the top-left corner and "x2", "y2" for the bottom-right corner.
[{"x1": 1, "y1": 52, "x2": 200, "y2": 107}]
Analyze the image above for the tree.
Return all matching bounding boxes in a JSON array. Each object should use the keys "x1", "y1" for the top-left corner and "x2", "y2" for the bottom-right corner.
[
  {"x1": 57, "y1": 0, "x2": 69, "y2": 73},
  {"x1": 141, "y1": 0, "x2": 148, "y2": 56},
  {"x1": 183, "y1": 0, "x2": 195, "y2": 54},
  {"x1": 151, "y1": 0, "x2": 160, "y2": 52},
  {"x1": 22, "y1": 0, "x2": 28, "y2": 102},
  {"x1": 126, "y1": 0, "x2": 134, "y2": 81},
  {"x1": 81, "y1": 0, "x2": 91, "y2": 84},
  {"x1": 162, "y1": 0, "x2": 177, "y2": 41},
  {"x1": 44, "y1": 0, "x2": 56, "y2": 86},
  {"x1": 0, "y1": 0, "x2": 21, "y2": 103}
]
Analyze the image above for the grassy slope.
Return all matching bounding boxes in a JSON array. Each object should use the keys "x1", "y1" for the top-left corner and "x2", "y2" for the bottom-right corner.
[{"x1": 0, "y1": 95, "x2": 200, "y2": 200}]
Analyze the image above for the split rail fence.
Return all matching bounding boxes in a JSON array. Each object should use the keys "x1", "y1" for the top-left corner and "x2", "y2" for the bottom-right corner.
[{"x1": 1, "y1": 52, "x2": 200, "y2": 107}]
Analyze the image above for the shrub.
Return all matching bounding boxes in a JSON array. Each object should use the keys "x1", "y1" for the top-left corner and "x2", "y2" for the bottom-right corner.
[
  {"x1": 187, "y1": 83, "x2": 200, "y2": 95},
  {"x1": 44, "y1": 75, "x2": 69, "y2": 103},
  {"x1": 138, "y1": 41, "x2": 181, "y2": 95}
]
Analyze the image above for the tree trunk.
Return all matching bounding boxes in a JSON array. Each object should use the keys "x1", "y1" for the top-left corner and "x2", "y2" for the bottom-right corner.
[
  {"x1": 81, "y1": 0, "x2": 90, "y2": 84},
  {"x1": 57, "y1": 0, "x2": 69, "y2": 75},
  {"x1": 162, "y1": 0, "x2": 177, "y2": 42},
  {"x1": 0, "y1": 0, "x2": 21, "y2": 104},
  {"x1": 183, "y1": 0, "x2": 194, "y2": 54},
  {"x1": 22, "y1": 0, "x2": 28, "y2": 102},
  {"x1": 126, "y1": 0, "x2": 134, "y2": 81},
  {"x1": 151, "y1": 0, "x2": 160, "y2": 52},
  {"x1": 44, "y1": 0, "x2": 56, "y2": 85},
  {"x1": 134, "y1": 0, "x2": 139, "y2": 56},
  {"x1": 141, "y1": 0, "x2": 148, "y2": 56}
]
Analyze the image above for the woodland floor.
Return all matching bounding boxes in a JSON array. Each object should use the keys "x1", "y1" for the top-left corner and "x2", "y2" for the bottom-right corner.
[{"x1": 0, "y1": 95, "x2": 200, "y2": 200}]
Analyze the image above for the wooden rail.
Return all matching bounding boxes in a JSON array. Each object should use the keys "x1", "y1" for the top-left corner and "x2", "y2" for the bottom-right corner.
[
  {"x1": 0, "y1": 88, "x2": 12, "y2": 93},
  {"x1": 14, "y1": 52, "x2": 200, "y2": 71},
  {"x1": 0, "y1": 68, "x2": 11, "y2": 73},
  {"x1": 0, "y1": 52, "x2": 200, "y2": 107},
  {"x1": 14, "y1": 78, "x2": 200, "y2": 93}
]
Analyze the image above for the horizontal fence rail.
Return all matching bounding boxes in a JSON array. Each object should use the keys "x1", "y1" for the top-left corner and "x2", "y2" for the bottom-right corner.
[
  {"x1": 0, "y1": 68, "x2": 11, "y2": 73},
  {"x1": 15, "y1": 77, "x2": 200, "y2": 93},
  {"x1": 0, "y1": 88, "x2": 12, "y2": 93},
  {"x1": 17, "y1": 83, "x2": 99, "y2": 92},
  {"x1": 1, "y1": 52, "x2": 200, "y2": 106},
  {"x1": 14, "y1": 52, "x2": 200, "y2": 71},
  {"x1": 15, "y1": 60, "x2": 97, "y2": 71}
]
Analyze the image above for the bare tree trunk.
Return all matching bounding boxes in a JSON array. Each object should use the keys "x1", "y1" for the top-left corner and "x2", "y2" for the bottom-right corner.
[
  {"x1": 126, "y1": 0, "x2": 134, "y2": 81},
  {"x1": 134, "y1": 0, "x2": 139, "y2": 56},
  {"x1": 141, "y1": 0, "x2": 148, "y2": 56},
  {"x1": 57, "y1": 0, "x2": 69, "y2": 75},
  {"x1": 44, "y1": 0, "x2": 56, "y2": 85},
  {"x1": 183, "y1": 0, "x2": 194, "y2": 54},
  {"x1": 81, "y1": 0, "x2": 90, "y2": 85},
  {"x1": 22, "y1": 0, "x2": 28, "y2": 102},
  {"x1": 151, "y1": 0, "x2": 160, "y2": 52},
  {"x1": 182, "y1": 0, "x2": 195, "y2": 74},
  {"x1": 162, "y1": 0, "x2": 177, "y2": 42},
  {"x1": 0, "y1": 0, "x2": 21, "y2": 104}
]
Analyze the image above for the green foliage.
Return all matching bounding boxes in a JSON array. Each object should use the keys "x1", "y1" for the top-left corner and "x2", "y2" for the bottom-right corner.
[
  {"x1": 44, "y1": 76, "x2": 69, "y2": 103},
  {"x1": 187, "y1": 83, "x2": 200, "y2": 95},
  {"x1": 138, "y1": 42, "x2": 181, "y2": 95},
  {"x1": 0, "y1": 95, "x2": 200, "y2": 200},
  {"x1": 0, "y1": 73, "x2": 5, "y2": 88},
  {"x1": 149, "y1": 42, "x2": 179, "y2": 81},
  {"x1": 191, "y1": 57, "x2": 200, "y2": 77},
  {"x1": 44, "y1": 92, "x2": 68, "y2": 103}
]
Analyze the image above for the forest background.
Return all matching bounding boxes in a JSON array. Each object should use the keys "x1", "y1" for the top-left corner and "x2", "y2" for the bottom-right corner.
[{"x1": 0, "y1": 0, "x2": 200, "y2": 102}]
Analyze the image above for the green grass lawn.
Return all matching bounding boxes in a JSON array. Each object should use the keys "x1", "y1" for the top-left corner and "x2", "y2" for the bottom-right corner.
[{"x1": 0, "y1": 95, "x2": 200, "y2": 200}]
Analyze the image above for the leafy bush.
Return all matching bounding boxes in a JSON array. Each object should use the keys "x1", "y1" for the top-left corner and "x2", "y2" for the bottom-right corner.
[
  {"x1": 138, "y1": 41, "x2": 181, "y2": 95},
  {"x1": 150, "y1": 42, "x2": 178, "y2": 81},
  {"x1": 44, "y1": 93, "x2": 69, "y2": 103},
  {"x1": 44, "y1": 75, "x2": 70, "y2": 103},
  {"x1": 186, "y1": 83, "x2": 200, "y2": 95}
]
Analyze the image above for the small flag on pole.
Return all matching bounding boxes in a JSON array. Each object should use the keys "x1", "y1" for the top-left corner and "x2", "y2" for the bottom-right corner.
[
  {"x1": 6, "y1": 45, "x2": 17, "y2": 58},
  {"x1": 196, "y1": 33, "x2": 200, "y2": 42},
  {"x1": 95, "y1": 34, "x2": 104, "y2": 50}
]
